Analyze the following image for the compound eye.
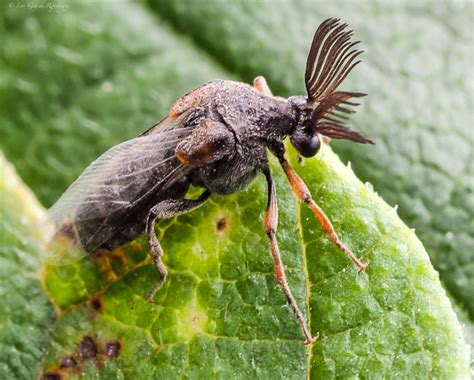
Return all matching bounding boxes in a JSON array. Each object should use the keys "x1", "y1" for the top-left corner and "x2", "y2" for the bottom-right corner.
[{"x1": 290, "y1": 131, "x2": 321, "y2": 158}]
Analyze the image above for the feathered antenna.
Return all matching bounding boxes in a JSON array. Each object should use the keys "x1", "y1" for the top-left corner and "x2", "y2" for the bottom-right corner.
[{"x1": 305, "y1": 18, "x2": 374, "y2": 144}]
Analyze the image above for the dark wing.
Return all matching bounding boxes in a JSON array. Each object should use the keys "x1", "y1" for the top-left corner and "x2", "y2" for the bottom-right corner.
[{"x1": 48, "y1": 112, "x2": 194, "y2": 254}]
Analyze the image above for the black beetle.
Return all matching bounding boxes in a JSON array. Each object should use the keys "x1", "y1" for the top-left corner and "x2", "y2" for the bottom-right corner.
[{"x1": 50, "y1": 18, "x2": 374, "y2": 344}]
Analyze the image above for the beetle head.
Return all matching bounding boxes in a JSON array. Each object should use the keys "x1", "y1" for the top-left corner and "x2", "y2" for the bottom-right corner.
[
  {"x1": 289, "y1": 18, "x2": 374, "y2": 158},
  {"x1": 287, "y1": 97, "x2": 321, "y2": 157}
]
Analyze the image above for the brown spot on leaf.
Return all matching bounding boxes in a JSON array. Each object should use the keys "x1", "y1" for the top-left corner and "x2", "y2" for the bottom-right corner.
[
  {"x1": 110, "y1": 248, "x2": 125, "y2": 266},
  {"x1": 215, "y1": 216, "x2": 230, "y2": 236},
  {"x1": 89, "y1": 296, "x2": 103, "y2": 313},
  {"x1": 91, "y1": 248, "x2": 108, "y2": 260},
  {"x1": 216, "y1": 217, "x2": 227, "y2": 231},
  {"x1": 105, "y1": 341, "x2": 121, "y2": 358},
  {"x1": 42, "y1": 372, "x2": 62, "y2": 380},
  {"x1": 79, "y1": 336, "x2": 98, "y2": 359},
  {"x1": 90, "y1": 249, "x2": 119, "y2": 282},
  {"x1": 59, "y1": 356, "x2": 77, "y2": 369}
]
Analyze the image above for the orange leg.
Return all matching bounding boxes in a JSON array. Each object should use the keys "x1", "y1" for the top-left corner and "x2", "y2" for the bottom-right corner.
[
  {"x1": 253, "y1": 75, "x2": 287, "y2": 102},
  {"x1": 253, "y1": 76, "x2": 273, "y2": 96},
  {"x1": 280, "y1": 159, "x2": 369, "y2": 271},
  {"x1": 263, "y1": 168, "x2": 316, "y2": 345}
]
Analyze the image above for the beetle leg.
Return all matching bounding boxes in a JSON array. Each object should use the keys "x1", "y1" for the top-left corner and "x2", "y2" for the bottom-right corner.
[
  {"x1": 279, "y1": 158, "x2": 369, "y2": 271},
  {"x1": 253, "y1": 76, "x2": 273, "y2": 96},
  {"x1": 253, "y1": 76, "x2": 286, "y2": 101},
  {"x1": 263, "y1": 168, "x2": 316, "y2": 345},
  {"x1": 145, "y1": 191, "x2": 211, "y2": 302},
  {"x1": 145, "y1": 211, "x2": 168, "y2": 303}
]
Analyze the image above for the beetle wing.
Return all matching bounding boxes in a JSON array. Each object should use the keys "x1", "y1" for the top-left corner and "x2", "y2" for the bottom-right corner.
[{"x1": 48, "y1": 112, "x2": 194, "y2": 256}]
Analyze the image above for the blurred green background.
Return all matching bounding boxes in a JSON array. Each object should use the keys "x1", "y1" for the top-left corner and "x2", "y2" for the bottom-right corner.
[{"x1": 1, "y1": 0, "x2": 472, "y2": 378}]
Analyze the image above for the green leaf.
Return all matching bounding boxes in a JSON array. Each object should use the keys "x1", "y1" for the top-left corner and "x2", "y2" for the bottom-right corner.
[
  {"x1": 0, "y1": 0, "x2": 471, "y2": 378},
  {"x1": 3, "y1": 142, "x2": 471, "y2": 377}
]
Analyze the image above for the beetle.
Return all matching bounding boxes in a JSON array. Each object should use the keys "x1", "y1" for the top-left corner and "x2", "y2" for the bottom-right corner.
[{"x1": 50, "y1": 18, "x2": 373, "y2": 344}]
